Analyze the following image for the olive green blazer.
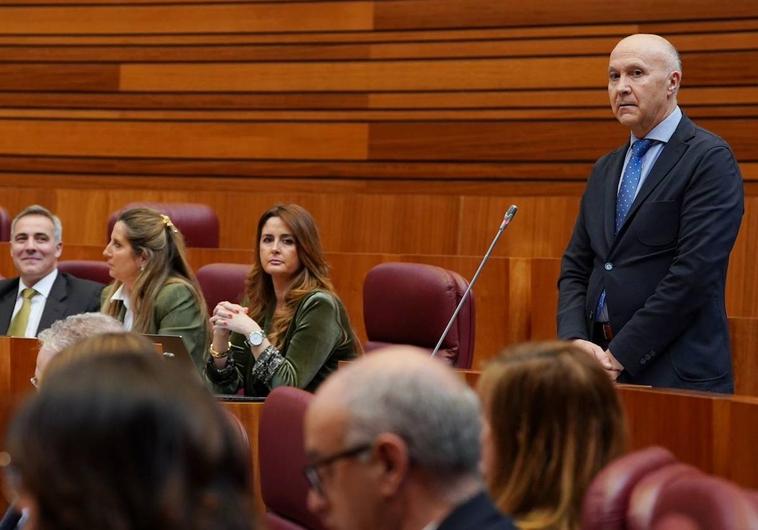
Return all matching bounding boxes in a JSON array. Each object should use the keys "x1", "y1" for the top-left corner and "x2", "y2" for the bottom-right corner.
[
  {"x1": 206, "y1": 290, "x2": 357, "y2": 396},
  {"x1": 101, "y1": 281, "x2": 209, "y2": 373}
]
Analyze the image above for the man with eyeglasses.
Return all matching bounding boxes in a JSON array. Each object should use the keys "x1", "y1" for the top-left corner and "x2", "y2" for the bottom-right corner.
[{"x1": 303, "y1": 346, "x2": 516, "y2": 530}]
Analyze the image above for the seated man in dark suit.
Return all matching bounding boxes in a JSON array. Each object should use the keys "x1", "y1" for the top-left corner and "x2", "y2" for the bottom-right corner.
[
  {"x1": 304, "y1": 346, "x2": 517, "y2": 530},
  {"x1": 0, "y1": 205, "x2": 103, "y2": 337}
]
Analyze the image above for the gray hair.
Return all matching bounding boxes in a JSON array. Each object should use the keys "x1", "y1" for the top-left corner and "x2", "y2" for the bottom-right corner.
[
  {"x1": 340, "y1": 357, "x2": 482, "y2": 486},
  {"x1": 38, "y1": 313, "x2": 125, "y2": 357},
  {"x1": 12, "y1": 205, "x2": 63, "y2": 244}
]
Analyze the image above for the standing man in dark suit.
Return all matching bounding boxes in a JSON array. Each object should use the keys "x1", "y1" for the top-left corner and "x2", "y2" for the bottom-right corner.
[
  {"x1": 558, "y1": 34, "x2": 744, "y2": 393},
  {"x1": 304, "y1": 347, "x2": 516, "y2": 530},
  {"x1": 0, "y1": 205, "x2": 103, "y2": 337}
]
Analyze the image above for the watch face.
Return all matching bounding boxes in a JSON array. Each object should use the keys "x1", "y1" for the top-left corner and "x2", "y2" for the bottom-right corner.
[{"x1": 249, "y1": 330, "x2": 264, "y2": 346}]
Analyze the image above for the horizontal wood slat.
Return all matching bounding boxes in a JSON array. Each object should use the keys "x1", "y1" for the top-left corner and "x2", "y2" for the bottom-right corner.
[
  {"x1": 374, "y1": 0, "x2": 758, "y2": 30},
  {"x1": 0, "y1": 118, "x2": 755, "y2": 163},
  {"x1": 0, "y1": 120, "x2": 369, "y2": 159},
  {"x1": 3, "y1": 87, "x2": 758, "y2": 111},
  {"x1": 2, "y1": 32, "x2": 756, "y2": 63},
  {"x1": 0, "y1": 3, "x2": 374, "y2": 34}
]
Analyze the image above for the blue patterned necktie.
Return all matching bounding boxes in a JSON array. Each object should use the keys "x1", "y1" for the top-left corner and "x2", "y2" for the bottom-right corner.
[
  {"x1": 616, "y1": 138, "x2": 655, "y2": 233},
  {"x1": 595, "y1": 138, "x2": 656, "y2": 323}
]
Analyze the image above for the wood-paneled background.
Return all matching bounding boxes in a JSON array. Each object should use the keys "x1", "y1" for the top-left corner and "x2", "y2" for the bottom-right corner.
[{"x1": 0, "y1": 0, "x2": 756, "y2": 375}]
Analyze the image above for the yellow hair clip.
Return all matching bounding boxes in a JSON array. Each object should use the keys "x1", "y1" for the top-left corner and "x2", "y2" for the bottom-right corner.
[{"x1": 160, "y1": 214, "x2": 178, "y2": 233}]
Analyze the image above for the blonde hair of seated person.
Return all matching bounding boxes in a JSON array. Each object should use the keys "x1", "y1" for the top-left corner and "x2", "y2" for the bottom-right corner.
[{"x1": 477, "y1": 341, "x2": 626, "y2": 530}]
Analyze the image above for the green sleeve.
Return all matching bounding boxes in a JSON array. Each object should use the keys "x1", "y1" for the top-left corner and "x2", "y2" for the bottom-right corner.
[
  {"x1": 154, "y1": 282, "x2": 209, "y2": 373},
  {"x1": 270, "y1": 292, "x2": 343, "y2": 389}
]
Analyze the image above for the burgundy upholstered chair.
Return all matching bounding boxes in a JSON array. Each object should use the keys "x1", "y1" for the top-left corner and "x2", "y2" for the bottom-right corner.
[
  {"x1": 107, "y1": 202, "x2": 220, "y2": 248},
  {"x1": 627, "y1": 463, "x2": 702, "y2": 530},
  {"x1": 581, "y1": 446, "x2": 678, "y2": 530},
  {"x1": 651, "y1": 514, "x2": 701, "y2": 530},
  {"x1": 196, "y1": 263, "x2": 250, "y2": 313},
  {"x1": 0, "y1": 207, "x2": 10, "y2": 241},
  {"x1": 58, "y1": 260, "x2": 111, "y2": 285},
  {"x1": 650, "y1": 474, "x2": 758, "y2": 530},
  {"x1": 362, "y1": 262, "x2": 475, "y2": 368},
  {"x1": 258, "y1": 387, "x2": 325, "y2": 530}
]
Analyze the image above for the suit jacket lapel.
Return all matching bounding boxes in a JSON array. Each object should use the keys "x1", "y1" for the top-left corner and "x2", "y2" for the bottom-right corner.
[
  {"x1": 0, "y1": 279, "x2": 20, "y2": 334},
  {"x1": 604, "y1": 145, "x2": 628, "y2": 250},
  {"x1": 37, "y1": 272, "x2": 68, "y2": 334},
  {"x1": 612, "y1": 115, "x2": 695, "y2": 244}
]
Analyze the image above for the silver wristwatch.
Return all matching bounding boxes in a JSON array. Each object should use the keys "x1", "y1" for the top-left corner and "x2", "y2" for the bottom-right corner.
[{"x1": 247, "y1": 329, "x2": 265, "y2": 347}]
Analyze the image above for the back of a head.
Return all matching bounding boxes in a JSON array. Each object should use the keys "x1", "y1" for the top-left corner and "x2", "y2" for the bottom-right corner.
[
  {"x1": 335, "y1": 347, "x2": 481, "y2": 488},
  {"x1": 478, "y1": 341, "x2": 626, "y2": 530},
  {"x1": 38, "y1": 312, "x2": 124, "y2": 355},
  {"x1": 6, "y1": 352, "x2": 254, "y2": 530},
  {"x1": 35, "y1": 312, "x2": 125, "y2": 385},
  {"x1": 40, "y1": 331, "x2": 155, "y2": 386}
]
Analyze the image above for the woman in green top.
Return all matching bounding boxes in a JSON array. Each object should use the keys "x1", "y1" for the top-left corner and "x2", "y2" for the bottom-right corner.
[
  {"x1": 101, "y1": 207, "x2": 210, "y2": 373},
  {"x1": 206, "y1": 203, "x2": 358, "y2": 396}
]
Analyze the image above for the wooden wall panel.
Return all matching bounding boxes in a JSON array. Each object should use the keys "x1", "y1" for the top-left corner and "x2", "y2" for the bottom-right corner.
[
  {"x1": 457, "y1": 196, "x2": 580, "y2": 258},
  {"x1": 374, "y1": 0, "x2": 758, "y2": 30},
  {"x1": 0, "y1": 65, "x2": 118, "y2": 91},
  {"x1": 369, "y1": 119, "x2": 758, "y2": 162},
  {"x1": 712, "y1": 398, "x2": 758, "y2": 486},
  {"x1": 617, "y1": 387, "x2": 758, "y2": 488},
  {"x1": 726, "y1": 197, "x2": 758, "y2": 317},
  {"x1": 0, "y1": 3, "x2": 374, "y2": 34},
  {"x1": 0, "y1": 120, "x2": 368, "y2": 160},
  {"x1": 119, "y1": 57, "x2": 608, "y2": 92},
  {"x1": 730, "y1": 318, "x2": 758, "y2": 397},
  {"x1": 220, "y1": 401, "x2": 265, "y2": 515}
]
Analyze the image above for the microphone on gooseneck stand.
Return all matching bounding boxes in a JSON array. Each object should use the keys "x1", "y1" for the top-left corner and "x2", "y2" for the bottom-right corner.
[{"x1": 431, "y1": 205, "x2": 518, "y2": 359}]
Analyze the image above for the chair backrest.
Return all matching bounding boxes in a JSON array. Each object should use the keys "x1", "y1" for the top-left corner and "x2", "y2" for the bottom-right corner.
[
  {"x1": 196, "y1": 263, "x2": 250, "y2": 313},
  {"x1": 0, "y1": 207, "x2": 10, "y2": 241},
  {"x1": 258, "y1": 387, "x2": 325, "y2": 530},
  {"x1": 57, "y1": 260, "x2": 110, "y2": 285},
  {"x1": 652, "y1": 513, "x2": 701, "y2": 530},
  {"x1": 581, "y1": 446, "x2": 678, "y2": 530},
  {"x1": 362, "y1": 262, "x2": 475, "y2": 368},
  {"x1": 107, "y1": 202, "x2": 220, "y2": 248},
  {"x1": 627, "y1": 463, "x2": 702, "y2": 530},
  {"x1": 651, "y1": 474, "x2": 758, "y2": 530}
]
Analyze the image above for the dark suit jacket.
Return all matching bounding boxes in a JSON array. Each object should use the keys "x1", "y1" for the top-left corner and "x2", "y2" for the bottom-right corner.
[
  {"x1": 0, "y1": 271, "x2": 104, "y2": 336},
  {"x1": 558, "y1": 114, "x2": 744, "y2": 393},
  {"x1": 437, "y1": 491, "x2": 517, "y2": 530}
]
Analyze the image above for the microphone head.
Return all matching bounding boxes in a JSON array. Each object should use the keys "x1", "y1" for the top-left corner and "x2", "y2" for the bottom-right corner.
[{"x1": 499, "y1": 204, "x2": 518, "y2": 229}]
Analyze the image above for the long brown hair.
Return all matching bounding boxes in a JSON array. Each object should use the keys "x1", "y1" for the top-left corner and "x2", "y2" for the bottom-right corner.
[
  {"x1": 103, "y1": 207, "x2": 208, "y2": 332},
  {"x1": 477, "y1": 342, "x2": 626, "y2": 530},
  {"x1": 245, "y1": 204, "x2": 336, "y2": 348}
]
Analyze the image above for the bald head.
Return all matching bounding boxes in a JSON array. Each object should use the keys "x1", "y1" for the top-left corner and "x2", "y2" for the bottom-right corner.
[
  {"x1": 612, "y1": 34, "x2": 681, "y2": 73},
  {"x1": 608, "y1": 33, "x2": 682, "y2": 138}
]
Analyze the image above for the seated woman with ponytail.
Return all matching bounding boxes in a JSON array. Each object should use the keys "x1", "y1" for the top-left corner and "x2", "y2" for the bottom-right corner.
[
  {"x1": 101, "y1": 207, "x2": 210, "y2": 373},
  {"x1": 206, "y1": 203, "x2": 358, "y2": 397}
]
